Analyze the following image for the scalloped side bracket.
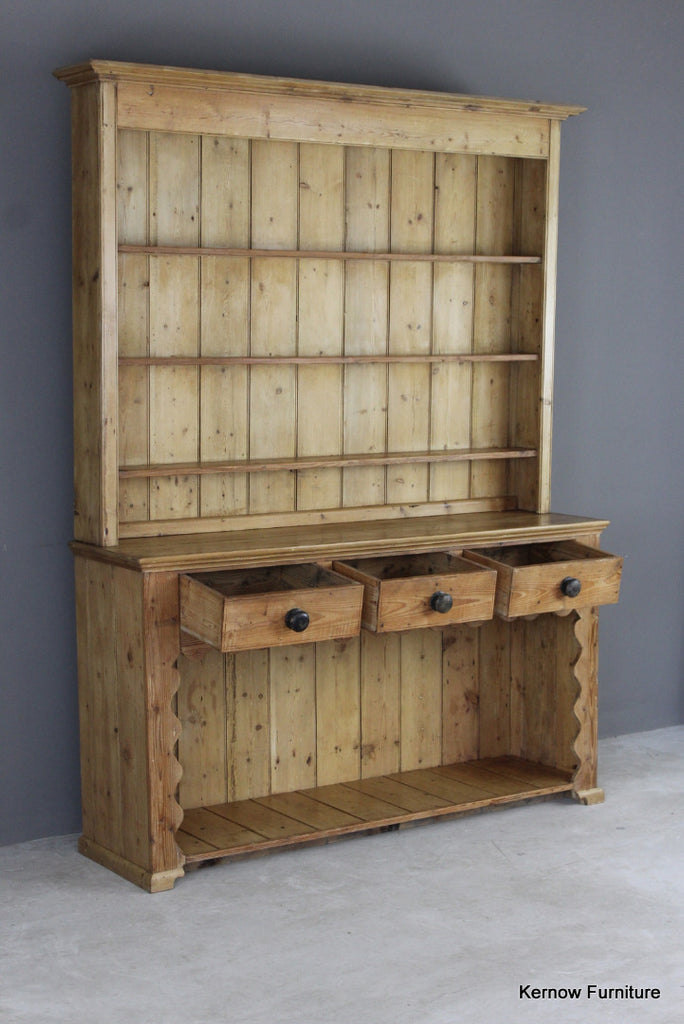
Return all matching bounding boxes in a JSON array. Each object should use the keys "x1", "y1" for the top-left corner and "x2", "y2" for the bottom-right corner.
[{"x1": 570, "y1": 605, "x2": 605, "y2": 804}]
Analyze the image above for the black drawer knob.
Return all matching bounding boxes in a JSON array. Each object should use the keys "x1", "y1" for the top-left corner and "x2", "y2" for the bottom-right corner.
[
  {"x1": 285, "y1": 608, "x2": 310, "y2": 632},
  {"x1": 430, "y1": 590, "x2": 454, "y2": 614},
  {"x1": 560, "y1": 577, "x2": 582, "y2": 598}
]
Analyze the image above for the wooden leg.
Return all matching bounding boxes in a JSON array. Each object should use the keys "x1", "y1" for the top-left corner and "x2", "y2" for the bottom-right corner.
[
  {"x1": 573, "y1": 787, "x2": 605, "y2": 805},
  {"x1": 79, "y1": 836, "x2": 184, "y2": 892}
]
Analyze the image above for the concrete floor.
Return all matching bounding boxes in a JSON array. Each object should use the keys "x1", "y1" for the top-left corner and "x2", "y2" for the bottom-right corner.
[{"x1": 1, "y1": 727, "x2": 682, "y2": 1024}]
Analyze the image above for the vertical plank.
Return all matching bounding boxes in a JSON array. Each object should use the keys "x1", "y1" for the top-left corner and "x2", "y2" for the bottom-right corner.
[
  {"x1": 113, "y1": 566, "x2": 152, "y2": 869},
  {"x1": 399, "y1": 629, "x2": 443, "y2": 771},
  {"x1": 226, "y1": 649, "x2": 271, "y2": 801},
  {"x1": 508, "y1": 617, "x2": 525, "y2": 758},
  {"x1": 76, "y1": 559, "x2": 123, "y2": 856},
  {"x1": 199, "y1": 257, "x2": 250, "y2": 516},
  {"x1": 572, "y1": 607, "x2": 600, "y2": 794},
  {"x1": 387, "y1": 150, "x2": 434, "y2": 503},
  {"x1": 386, "y1": 262, "x2": 433, "y2": 502},
  {"x1": 148, "y1": 131, "x2": 200, "y2": 520},
  {"x1": 149, "y1": 131, "x2": 200, "y2": 246},
  {"x1": 142, "y1": 572, "x2": 184, "y2": 878},
  {"x1": 471, "y1": 155, "x2": 516, "y2": 499},
  {"x1": 148, "y1": 256, "x2": 200, "y2": 519},
  {"x1": 315, "y1": 637, "x2": 361, "y2": 786},
  {"x1": 269, "y1": 645, "x2": 316, "y2": 793},
  {"x1": 430, "y1": 154, "x2": 476, "y2": 501},
  {"x1": 74, "y1": 559, "x2": 95, "y2": 844},
  {"x1": 200, "y1": 136, "x2": 250, "y2": 247},
  {"x1": 538, "y1": 122, "x2": 561, "y2": 513},
  {"x1": 177, "y1": 648, "x2": 227, "y2": 809},
  {"x1": 116, "y1": 128, "x2": 148, "y2": 245},
  {"x1": 360, "y1": 631, "x2": 401, "y2": 778},
  {"x1": 478, "y1": 616, "x2": 511, "y2": 758},
  {"x1": 442, "y1": 625, "x2": 480, "y2": 763},
  {"x1": 70, "y1": 81, "x2": 118, "y2": 544},
  {"x1": 118, "y1": 253, "x2": 150, "y2": 523},
  {"x1": 555, "y1": 612, "x2": 581, "y2": 773},
  {"x1": 250, "y1": 140, "x2": 298, "y2": 513},
  {"x1": 200, "y1": 136, "x2": 251, "y2": 517},
  {"x1": 389, "y1": 149, "x2": 434, "y2": 253},
  {"x1": 511, "y1": 157, "x2": 546, "y2": 510},
  {"x1": 520, "y1": 614, "x2": 558, "y2": 764},
  {"x1": 117, "y1": 129, "x2": 150, "y2": 524},
  {"x1": 297, "y1": 144, "x2": 345, "y2": 509},
  {"x1": 343, "y1": 146, "x2": 390, "y2": 506},
  {"x1": 429, "y1": 265, "x2": 473, "y2": 501}
]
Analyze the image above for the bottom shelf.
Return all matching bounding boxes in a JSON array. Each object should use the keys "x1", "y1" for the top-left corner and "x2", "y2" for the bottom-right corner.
[{"x1": 177, "y1": 757, "x2": 574, "y2": 864}]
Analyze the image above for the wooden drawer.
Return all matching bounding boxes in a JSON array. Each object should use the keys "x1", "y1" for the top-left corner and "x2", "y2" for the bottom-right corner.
[
  {"x1": 332, "y1": 552, "x2": 496, "y2": 633},
  {"x1": 180, "y1": 564, "x2": 363, "y2": 652},
  {"x1": 462, "y1": 540, "x2": 622, "y2": 617}
]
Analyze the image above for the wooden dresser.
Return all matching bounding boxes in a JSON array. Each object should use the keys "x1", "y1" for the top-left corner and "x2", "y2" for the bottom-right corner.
[{"x1": 55, "y1": 61, "x2": 622, "y2": 891}]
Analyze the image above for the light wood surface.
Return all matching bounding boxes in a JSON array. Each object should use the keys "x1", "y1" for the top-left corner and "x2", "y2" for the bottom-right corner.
[
  {"x1": 70, "y1": 82, "x2": 119, "y2": 545},
  {"x1": 72, "y1": 511, "x2": 610, "y2": 572},
  {"x1": 332, "y1": 553, "x2": 496, "y2": 632},
  {"x1": 175, "y1": 755, "x2": 574, "y2": 863},
  {"x1": 463, "y1": 541, "x2": 622, "y2": 617},
  {"x1": 74, "y1": 558, "x2": 184, "y2": 889},
  {"x1": 175, "y1": 611, "x2": 586, "y2": 808},
  {"x1": 180, "y1": 565, "x2": 363, "y2": 651},
  {"x1": 59, "y1": 62, "x2": 619, "y2": 891},
  {"x1": 60, "y1": 61, "x2": 573, "y2": 541}
]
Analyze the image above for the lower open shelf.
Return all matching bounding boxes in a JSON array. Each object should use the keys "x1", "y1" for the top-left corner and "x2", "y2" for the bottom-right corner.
[{"x1": 177, "y1": 756, "x2": 574, "y2": 865}]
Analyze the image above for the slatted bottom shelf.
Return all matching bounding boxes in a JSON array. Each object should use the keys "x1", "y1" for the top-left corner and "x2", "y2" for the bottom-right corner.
[{"x1": 177, "y1": 757, "x2": 574, "y2": 864}]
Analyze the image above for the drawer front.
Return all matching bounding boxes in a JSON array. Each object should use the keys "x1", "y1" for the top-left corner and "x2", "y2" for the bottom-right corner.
[
  {"x1": 332, "y1": 554, "x2": 496, "y2": 632},
  {"x1": 463, "y1": 541, "x2": 622, "y2": 617},
  {"x1": 180, "y1": 565, "x2": 363, "y2": 652}
]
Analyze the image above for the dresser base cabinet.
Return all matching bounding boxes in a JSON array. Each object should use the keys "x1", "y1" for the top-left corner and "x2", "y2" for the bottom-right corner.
[{"x1": 73, "y1": 518, "x2": 612, "y2": 892}]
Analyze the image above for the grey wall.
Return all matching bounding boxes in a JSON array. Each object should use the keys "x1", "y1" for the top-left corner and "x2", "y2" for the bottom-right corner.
[{"x1": 1, "y1": 0, "x2": 682, "y2": 846}]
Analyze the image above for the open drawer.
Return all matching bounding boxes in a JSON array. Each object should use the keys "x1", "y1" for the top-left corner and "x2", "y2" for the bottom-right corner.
[
  {"x1": 332, "y1": 552, "x2": 496, "y2": 632},
  {"x1": 462, "y1": 540, "x2": 622, "y2": 618},
  {"x1": 180, "y1": 564, "x2": 363, "y2": 652}
]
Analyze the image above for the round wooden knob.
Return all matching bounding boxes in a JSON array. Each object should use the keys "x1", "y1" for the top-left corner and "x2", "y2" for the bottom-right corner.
[
  {"x1": 430, "y1": 590, "x2": 454, "y2": 614},
  {"x1": 285, "y1": 608, "x2": 310, "y2": 632},
  {"x1": 560, "y1": 577, "x2": 582, "y2": 598}
]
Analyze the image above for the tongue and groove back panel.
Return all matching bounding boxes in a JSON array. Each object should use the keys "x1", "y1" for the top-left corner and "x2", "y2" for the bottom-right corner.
[
  {"x1": 57, "y1": 62, "x2": 579, "y2": 546},
  {"x1": 116, "y1": 134, "x2": 548, "y2": 537}
]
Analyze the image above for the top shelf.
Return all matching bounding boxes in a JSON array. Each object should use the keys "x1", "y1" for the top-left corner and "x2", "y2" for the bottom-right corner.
[{"x1": 118, "y1": 244, "x2": 542, "y2": 265}]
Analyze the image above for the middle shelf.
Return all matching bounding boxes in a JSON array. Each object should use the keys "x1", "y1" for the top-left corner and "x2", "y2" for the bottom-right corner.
[
  {"x1": 119, "y1": 353, "x2": 539, "y2": 366},
  {"x1": 119, "y1": 446, "x2": 537, "y2": 479},
  {"x1": 119, "y1": 243, "x2": 543, "y2": 264}
]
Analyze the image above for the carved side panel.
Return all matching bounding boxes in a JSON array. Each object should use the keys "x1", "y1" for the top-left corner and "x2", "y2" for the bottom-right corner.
[{"x1": 571, "y1": 606, "x2": 601, "y2": 799}]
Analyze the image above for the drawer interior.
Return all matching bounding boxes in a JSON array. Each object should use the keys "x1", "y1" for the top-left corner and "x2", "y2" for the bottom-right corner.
[
  {"x1": 334, "y1": 551, "x2": 487, "y2": 581},
  {"x1": 188, "y1": 563, "x2": 355, "y2": 598},
  {"x1": 464, "y1": 540, "x2": 614, "y2": 567}
]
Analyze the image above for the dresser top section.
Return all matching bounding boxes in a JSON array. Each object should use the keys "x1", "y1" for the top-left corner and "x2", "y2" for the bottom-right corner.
[{"x1": 53, "y1": 59, "x2": 585, "y2": 121}]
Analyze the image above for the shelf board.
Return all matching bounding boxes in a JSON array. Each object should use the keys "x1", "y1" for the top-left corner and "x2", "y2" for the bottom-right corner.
[
  {"x1": 177, "y1": 756, "x2": 574, "y2": 864},
  {"x1": 119, "y1": 243, "x2": 542, "y2": 265},
  {"x1": 72, "y1": 511, "x2": 612, "y2": 573},
  {"x1": 119, "y1": 447, "x2": 537, "y2": 480},
  {"x1": 119, "y1": 353, "x2": 539, "y2": 367}
]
